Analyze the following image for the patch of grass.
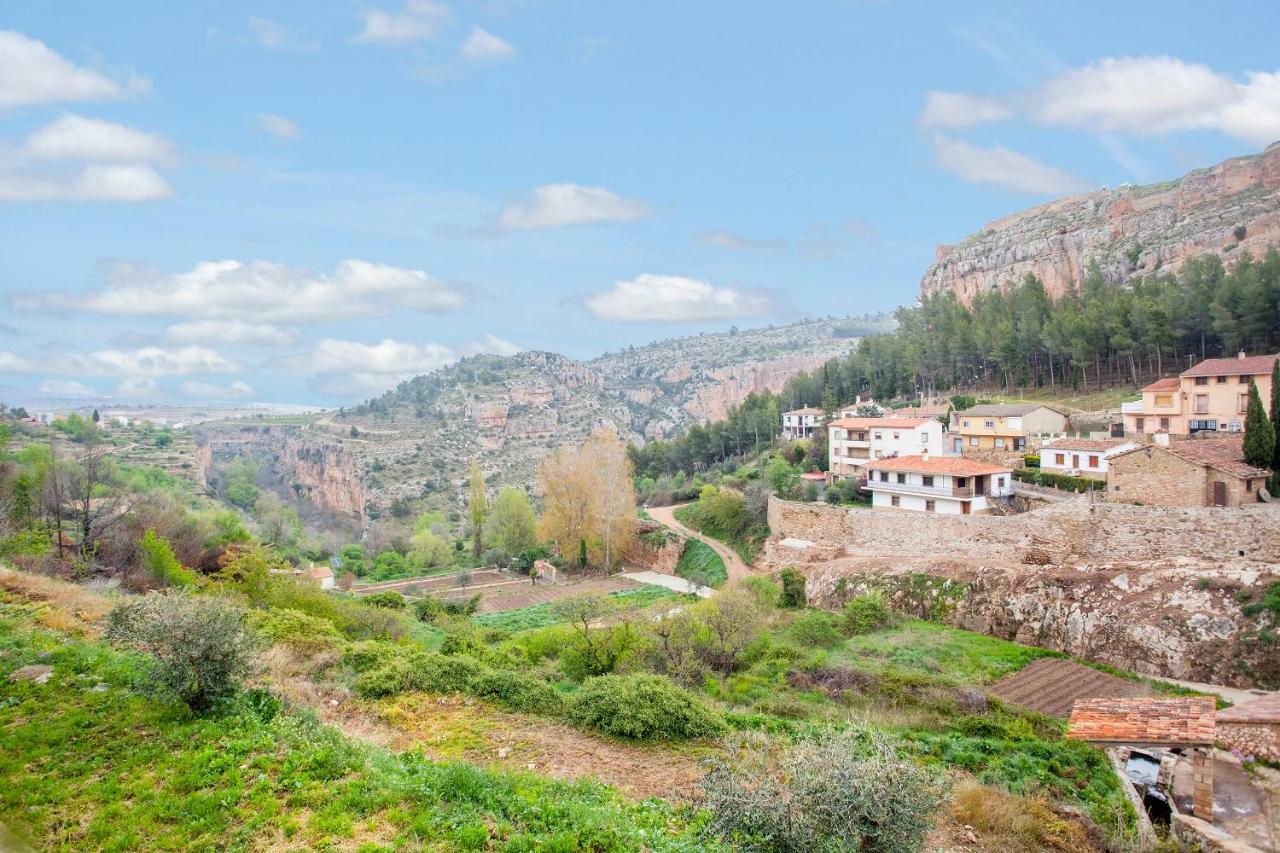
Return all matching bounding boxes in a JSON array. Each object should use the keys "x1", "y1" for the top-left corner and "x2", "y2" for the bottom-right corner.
[
  {"x1": 0, "y1": 616, "x2": 719, "y2": 851},
  {"x1": 950, "y1": 778, "x2": 1094, "y2": 851},
  {"x1": 834, "y1": 619, "x2": 1052, "y2": 684},
  {"x1": 472, "y1": 587, "x2": 681, "y2": 632},
  {"x1": 674, "y1": 538, "x2": 727, "y2": 588},
  {"x1": 672, "y1": 504, "x2": 766, "y2": 565}
]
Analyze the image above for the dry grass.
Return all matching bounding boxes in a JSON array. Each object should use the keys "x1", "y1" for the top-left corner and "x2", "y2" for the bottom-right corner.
[
  {"x1": 950, "y1": 778, "x2": 1097, "y2": 852},
  {"x1": 0, "y1": 565, "x2": 112, "y2": 636}
]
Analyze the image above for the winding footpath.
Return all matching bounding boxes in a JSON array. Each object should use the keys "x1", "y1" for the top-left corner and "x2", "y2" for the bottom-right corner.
[{"x1": 645, "y1": 503, "x2": 754, "y2": 583}]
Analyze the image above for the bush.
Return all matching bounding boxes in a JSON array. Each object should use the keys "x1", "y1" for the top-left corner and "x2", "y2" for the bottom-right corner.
[
  {"x1": 786, "y1": 610, "x2": 844, "y2": 648},
  {"x1": 354, "y1": 659, "x2": 413, "y2": 698},
  {"x1": 1012, "y1": 468, "x2": 1095, "y2": 493},
  {"x1": 842, "y1": 592, "x2": 899, "y2": 635},
  {"x1": 408, "y1": 652, "x2": 485, "y2": 695},
  {"x1": 412, "y1": 595, "x2": 446, "y2": 623},
  {"x1": 779, "y1": 567, "x2": 806, "y2": 608},
  {"x1": 343, "y1": 640, "x2": 396, "y2": 672},
  {"x1": 471, "y1": 670, "x2": 565, "y2": 715},
  {"x1": 363, "y1": 590, "x2": 405, "y2": 609},
  {"x1": 703, "y1": 731, "x2": 950, "y2": 852},
  {"x1": 247, "y1": 607, "x2": 343, "y2": 655},
  {"x1": 105, "y1": 592, "x2": 257, "y2": 711},
  {"x1": 569, "y1": 673, "x2": 725, "y2": 740},
  {"x1": 138, "y1": 528, "x2": 199, "y2": 588}
]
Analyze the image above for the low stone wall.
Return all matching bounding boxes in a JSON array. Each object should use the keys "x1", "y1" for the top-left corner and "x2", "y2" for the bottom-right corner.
[{"x1": 1218, "y1": 721, "x2": 1280, "y2": 763}]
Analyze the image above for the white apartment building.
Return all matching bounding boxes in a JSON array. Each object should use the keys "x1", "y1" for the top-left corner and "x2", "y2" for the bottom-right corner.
[
  {"x1": 827, "y1": 416, "x2": 950, "y2": 481},
  {"x1": 782, "y1": 407, "x2": 824, "y2": 440},
  {"x1": 864, "y1": 455, "x2": 1015, "y2": 515},
  {"x1": 1038, "y1": 438, "x2": 1139, "y2": 480}
]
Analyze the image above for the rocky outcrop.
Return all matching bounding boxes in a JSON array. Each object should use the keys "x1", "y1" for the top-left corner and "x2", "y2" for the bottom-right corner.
[
  {"x1": 921, "y1": 143, "x2": 1280, "y2": 304},
  {"x1": 681, "y1": 354, "x2": 836, "y2": 422}
]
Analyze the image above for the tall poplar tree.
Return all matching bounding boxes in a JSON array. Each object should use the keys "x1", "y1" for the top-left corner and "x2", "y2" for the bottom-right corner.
[
  {"x1": 467, "y1": 461, "x2": 488, "y2": 559},
  {"x1": 1242, "y1": 380, "x2": 1275, "y2": 469}
]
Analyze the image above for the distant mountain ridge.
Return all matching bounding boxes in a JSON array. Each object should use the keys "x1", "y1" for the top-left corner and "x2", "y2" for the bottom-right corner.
[{"x1": 921, "y1": 142, "x2": 1280, "y2": 305}]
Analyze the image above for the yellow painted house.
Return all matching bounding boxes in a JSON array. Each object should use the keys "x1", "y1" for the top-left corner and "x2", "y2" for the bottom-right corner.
[{"x1": 948, "y1": 403, "x2": 1069, "y2": 454}]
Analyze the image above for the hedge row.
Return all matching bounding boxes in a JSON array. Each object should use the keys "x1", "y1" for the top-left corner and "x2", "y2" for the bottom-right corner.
[{"x1": 1012, "y1": 468, "x2": 1099, "y2": 493}]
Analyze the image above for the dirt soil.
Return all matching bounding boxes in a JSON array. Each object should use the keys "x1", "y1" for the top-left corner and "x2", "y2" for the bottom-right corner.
[
  {"x1": 647, "y1": 503, "x2": 754, "y2": 582},
  {"x1": 461, "y1": 576, "x2": 645, "y2": 614}
]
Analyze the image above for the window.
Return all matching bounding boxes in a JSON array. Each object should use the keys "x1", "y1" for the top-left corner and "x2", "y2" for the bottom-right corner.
[
  {"x1": 1239, "y1": 375, "x2": 1250, "y2": 384},
  {"x1": 1194, "y1": 394, "x2": 1209, "y2": 414},
  {"x1": 1053, "y1": 453, "x2": 1066, "y2": 465},
  {"x1": 1194, "y1": 377, "x2": 1209, "y2": 386},
  {"x1": 893, "y1": 432, "x2": 900, "y2": 440},
  {"x1": 969, "y1": 437, "x2": 979, "y2": 446},
  {"x1": 874, "y1": 432, "x2": 883, "y2": 441},
  {"x1": 1155, "y1": 394, "x2": 1173, "y2": 407},
  {"x1": 963, "y1": 420, "x2": 970, "y2": 428},
  {"x1": 984, "y1": 420, "x2": 994, "y2": 428},
  {"x1": 1246, "y1": 479, "x2": 1253, "y2": 492},
  {"x1": 922, "y1": 475, "x2": 934, "y2": 487},
  {"x1": 1088, "y1": 455, "x2": 1099, "y2": 468},
  {"x1": 890, "y1": 495, "x2": 900, "y2": 507},
  {"x1": 1216, "y1": 376, "x2": 1228, "y2": 384},
  {"x1": 1239, "y1": 394, "x2": 1249, "y2": 413},
  {"x1": 1014, "y1": 438, "x2": 1026, "y2": 450},
  {"x1": 925, "y1": 500, "x2": 935, "y2": 512},
  {"x1": 994, "y1": 437, "x2": 1006, "y2": 449},
  {"x1": 1228, "y1": 420, "x2": 1242, "y2": 433},
  {"x1": 1135, "y1": 417, "x2": 1145, "y2": 432},
  {"x1": 1189, "y1": 419, "x2": 1218, "y2": 433},
  {"x1": 879, "y1": 471, "x2": 888, "y2": 482},
  {"x1": 1159, "y1": 417, "x2": 1170, "y2": 430},
  {"x1": 896, "y1": 473, "x2": 906, "y2": 484},
  {"x1": 955, "y1": 477, "x2": 967, "y2": 488},
  {"x1": 997, "y1": 477, "x2": 1006, "y2": 489}
]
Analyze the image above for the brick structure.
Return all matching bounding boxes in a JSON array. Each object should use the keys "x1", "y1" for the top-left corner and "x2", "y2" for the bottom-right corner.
[
  {"x1": 1068, "y1": 696, "x2": 1217, "y2": 822},
  {"x1": 1215, "y1": 692, "x2": 1280, "y2": 762},
  {"x1": 1107, "y1": 436, "x2": 1270, "y2": 507}
]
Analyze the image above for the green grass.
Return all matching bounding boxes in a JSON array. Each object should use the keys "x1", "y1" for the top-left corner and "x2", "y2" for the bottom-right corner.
[
  {"x1": 672, "y1": 504, "x2": 766, "y2": 565},
  {"x1": 833, "y1": 619, "x2": 1052, "y2": 685},
  {"x1": 674, "y1": 538, "x2": 727, "y2": 588},
  {"x1": 471, "y1": 586, "x2": 682, "y2": 632},
  {"x1": 0, "y1": 608, "x2": 717, "y2": 852}
]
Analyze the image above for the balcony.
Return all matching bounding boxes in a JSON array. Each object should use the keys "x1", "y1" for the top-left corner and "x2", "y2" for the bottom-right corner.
[
  {"x1": 868, "y1": 479, "x2": 975, "y2": 498},
  {"x1": 837, "y1": 440, "x2": 871, "y2": 449}
]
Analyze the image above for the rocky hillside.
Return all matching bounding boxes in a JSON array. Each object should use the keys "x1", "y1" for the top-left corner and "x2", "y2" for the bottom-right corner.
[{"x1": 921, "y1": 142, "x2": 1280, "y2": 304}]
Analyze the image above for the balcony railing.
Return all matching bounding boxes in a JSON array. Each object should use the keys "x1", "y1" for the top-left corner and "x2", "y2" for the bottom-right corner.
[{"x1": 867, "y1": 479, "x2": 975, "y2": 498}]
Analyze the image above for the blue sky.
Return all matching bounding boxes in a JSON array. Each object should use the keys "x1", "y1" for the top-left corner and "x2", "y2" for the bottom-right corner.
[{"x1": 2, "y1": 1, "x2": 1279, "y2": 405}]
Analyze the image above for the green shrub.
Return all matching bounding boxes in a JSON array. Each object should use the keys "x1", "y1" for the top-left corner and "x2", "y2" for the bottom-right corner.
[
  {"x1": 569, "y1": 673, "x2": 725, "y2": 740},
  {"x1": 343, "y1": 640, "x2": 396, "y2": 672},
  {"x1": 739, "y1": 575, "x2": 781, "y2": 608},
  {"x1": 105, "y1": 592, "x2": 257, "y2": 711},
  {"x1": 779, "y1": 567, "x2": 806, "y2": 608},
  {"x1": 842, "y1": 592, "x2": 899, "y2": 635},
  {"x1": 1012, "y1": 468, "x2": 1095, "y2": 493},
  {"x1": 786, "y1": 610, "x2": 844, "y2": 648},
  {"x1": 363, "y1": 590, "x2": 406, "y2": 609},
  {"x1": 471, "y1": 670, "x2": 565, "y2": 715},
  {"x1": 354, "y1": 660, "x2": 412, "y2": 698},
  {"x1": 412, "y1": 595, "x2": 446, "y2": 622},
  {"x1": 247, "y1": 607, "x2": 343, "y2": 654},
  {"x1": 138, "y1": 528, "x2": 199, "y2": 588},
  {"x1": 407, "y1": 652, "x2": 485, "y2": 694}
]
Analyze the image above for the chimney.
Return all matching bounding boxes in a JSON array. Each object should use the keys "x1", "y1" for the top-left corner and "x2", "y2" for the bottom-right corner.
[
  {"x1": 921, "y1": 449, "x2": 929, "y2": 461},
  {"x1": 1154, "y1": 431, "x2": 1170, "y2": 447},
  {"x1": 1238, "y1": 350, "x2": 1247, "y2": 360}
]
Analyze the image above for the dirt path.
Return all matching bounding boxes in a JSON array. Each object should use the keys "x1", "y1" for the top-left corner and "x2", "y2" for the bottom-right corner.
[{"x1": 647, "y1": 504, "x2": 754, "y2": 582}]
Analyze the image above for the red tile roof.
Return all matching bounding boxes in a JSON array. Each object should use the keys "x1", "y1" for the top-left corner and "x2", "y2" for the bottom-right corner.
[
  {"x1": 828, "y1": 417, "x2": 934, "y2": 429},
  {"x1": 1041, "y1": 438, "x2": 1134, "y2": 453},
  {"x1": 1110, "y1": 436, "x2": 1270, "y2": 480},
  {"x1": 1066, "y1": 697, "x2": 1216, "y2": 745},
  {"x1": 886, "y1": 404, "x2": 950, "y2": 417},
  {"x1": 864, "y1": 454, "x2": 1012, "y2": 476},
  {"x1": 1142, "y1": 377, "x2": 1181, "y2": 392},
  {"x1": 1216, "y1": 691, "x2": 1280, "y2": 724},
  {"x1": 1180, "y1": 353, "x2": 1278, "y2": 378},
  {"x1": 309, "y1": 566, "x2": 334, "y2": 579}
]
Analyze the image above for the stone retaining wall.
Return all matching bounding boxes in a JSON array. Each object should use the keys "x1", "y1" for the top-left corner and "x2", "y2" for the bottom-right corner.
[{"x1": 1218, "y1": 721, "x2": 1280, "y2": 763}]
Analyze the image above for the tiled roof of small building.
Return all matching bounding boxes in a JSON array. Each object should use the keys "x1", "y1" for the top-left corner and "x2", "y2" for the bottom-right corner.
[
  {"x1": 1216, "y1": 691, "x2": 1280, "y2": 724},
  {"x1": 1066, "y1": 697, "x2": 1216, "y2": 745},
  {"x1": 309, "y1": 566, "x2": 334, "y2": 579},
  {"x1": 1180, "y1": 353, "x2": 1278, "y2": 378},
  {"x1": 864, "y1": 454, "x2": 1012, "y2": 476},
  {"x1": 1110, "y1": 436, "x2": 1270, "y2": 480},
  {"x1": 785, "y1": 407, "x2": 824, "y2": 416},
  {"x1": 1141, "y1": 377, "x2": 1181, "y2": 392},
  {"x1": 1041, "y1": 438, "x2": 1133, "y2": 453},
  {"x1": 958, "y1": 403, "x2": 1061, "y2": 417},
  {"x1": 828, "y1": 417, "x2": 934, "y2": 429}
]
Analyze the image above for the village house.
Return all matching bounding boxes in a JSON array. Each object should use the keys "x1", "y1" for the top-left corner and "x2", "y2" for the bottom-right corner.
[
  {"x1": 863, "y1": 454, "x2": 1014, "y2": 514},
  {"x1": 308, "y1": 565, "x2": 335, "y2": 591},
  {"x1": 1106, "y1": 435, "x2": 1270, "y2": 507},
  {"x1": 836, "y1": 395, "x2": 880, "y2": 418},
  {"x1": 1038, "y1": 438, "x2": 1139, "y2": 479},
  {"x1": 949, "y1": 403, "x2": 1069, "y2": 455},
  {"x1": 781, "y1": 407, "x2": 824, "y2": 440},
  {"x1": 1122, "y1": 351, "x2": 1277, "y2": 437},
  {"x1": 827, "y1": 416, "x2": 950, "y2": 481}
]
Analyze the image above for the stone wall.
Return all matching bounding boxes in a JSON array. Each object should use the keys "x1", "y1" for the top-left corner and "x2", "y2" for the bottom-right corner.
[
  {"x1": 1218, "y1": 722, "x2": 1280, "y2": 763},
  {"x1": 1108, "y1": 445, "x2": 1262, "y2": 508}
]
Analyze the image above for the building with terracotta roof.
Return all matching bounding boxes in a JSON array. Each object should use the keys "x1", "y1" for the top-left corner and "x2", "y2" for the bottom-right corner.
[
  {"x1": 1106, "y1": 435, "x2": 1270, "y2": 507},
  {"x1": 1215, "y1": 691, "x2": 1280, "y2": 762},
  {"x1": 1123, "y1": 351, "x2": 1277, "y2": 437},
  {"x1": 949, "y1": 403, "x2": 1069, "y2": 455},
  {"x1": 782, "y1": 407, "x2": 825, "y2": 440},
  {"x1": 826, "y1": 415, "x2": 952, "y2": 481},
  {"x1": 1038, "y1": 437, "x2": 1139, "y2": 479},
  {"x1": 863, "y1": 453, "x2": 1014, "y2": 514},
  {"x1": 308, "y1": 565, "x2": 335, "y2": 591}
]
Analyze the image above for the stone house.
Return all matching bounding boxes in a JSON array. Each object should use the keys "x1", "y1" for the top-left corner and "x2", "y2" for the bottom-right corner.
[
  {"x1": 826, "y1": 416, "x2": 951, "y2": 481},
  {"x1": 1106, "y1": 435, "x2": 1270, "y2": 507},
  {"x1": 949, "y1": 403, "x2": 1069, "y2": 455},
  {"x1": 1039, "y1": 438, "x2": 1139, "y2": 479},
  {"x1": 1215, "y1": 692, "x2": 1280, "y2": 762},
  {"x1": 1123, "y1": 351, "x2": 1277, "y2": 437}
]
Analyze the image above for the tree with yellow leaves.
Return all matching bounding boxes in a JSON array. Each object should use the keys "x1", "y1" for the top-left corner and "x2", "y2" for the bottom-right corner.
[{"x1": 537, "y1": 428, "x2": 636, "y2": 572}]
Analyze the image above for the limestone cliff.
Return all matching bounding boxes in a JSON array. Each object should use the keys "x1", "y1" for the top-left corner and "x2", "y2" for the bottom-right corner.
[{"x1": 921, "y1": 142, "x2": 1280, "y2": 304}]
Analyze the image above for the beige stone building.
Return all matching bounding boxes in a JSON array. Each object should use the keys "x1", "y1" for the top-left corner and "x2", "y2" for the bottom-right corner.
[
  {"x1": 1106, "y1": 436, "x2": 1270, "y2": 507},
  {"x1": 1123, "y1": 352, "x2": 1277, "y2": 437},
  {"x1": 949, "y1": 403, "x2": 1069, "y2": 455}
]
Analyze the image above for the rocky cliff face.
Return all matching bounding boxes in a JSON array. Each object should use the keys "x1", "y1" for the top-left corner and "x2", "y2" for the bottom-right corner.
[{"x1": 921, "y1": 143, "x2": 1280, "y2": 304}]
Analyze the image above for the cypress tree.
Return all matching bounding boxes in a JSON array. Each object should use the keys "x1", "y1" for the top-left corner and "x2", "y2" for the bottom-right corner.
[
  {"x1": 1271, "y1": 359, "x2": 1280, "y2": 470},
  {"x1": 1242, "y1": 380, "x2": 1275, "y2": 469}
]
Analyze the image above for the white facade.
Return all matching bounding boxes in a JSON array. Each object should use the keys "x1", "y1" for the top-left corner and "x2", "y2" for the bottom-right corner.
[
  {"x1": 827, "y1": 417, "x2": 951, "y2": 480},
  {"x1": 864, "y1": 458, "x2": 1015, "y2": 515},
  {"x1": 1039, "y1": 441, "x2": 1138, "y2": 479},
  {"x1": 782, "y1": 408, "x2": 824, "y2": 440}
]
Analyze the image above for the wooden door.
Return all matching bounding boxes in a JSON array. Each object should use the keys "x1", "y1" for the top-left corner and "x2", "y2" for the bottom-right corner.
[
  {"x1": 961, "y1": 501, "x2": 971, "y2": 515},
  {"x1": 1212, "y1": 481, "x2": 1227, "y2": 507}
]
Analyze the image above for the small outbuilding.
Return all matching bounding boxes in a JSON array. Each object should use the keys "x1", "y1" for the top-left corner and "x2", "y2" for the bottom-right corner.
[{"x1": 1106, "y1": 436, "x2": 1270, "y2": 507}]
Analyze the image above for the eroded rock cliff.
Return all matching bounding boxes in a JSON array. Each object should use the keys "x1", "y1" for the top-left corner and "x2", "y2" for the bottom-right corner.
[{"x1": 921, "y1": 143, "x2": 1280, "y2": 304}]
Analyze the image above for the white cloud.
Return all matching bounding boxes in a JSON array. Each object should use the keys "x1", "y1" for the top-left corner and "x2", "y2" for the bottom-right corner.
[
  {"x1": 583, "y1": 274, "x2": 775, "y2": 323},
  {"x1": 38, "y1": 379, "x2": 96, "y2": 396},
  {"x1": 0, "y1": 30, "x2": 149, "y2": 108},
  {"x1": 0, "y1": 351, "x2": 33, "y2": 372},
  {"x1": 0, "y1": 164, "x2": 172, "y2": 202},
  {"x1": 256, "y1": 112, "x2": 301, "y2": 140},
  {"x1": 116, "y1": 377, "x2": 156, "y2": 396},
  {"x1": 917, "y1": 91, "x2": 1012, "y2": 129},
  {"x1": 932, "y1": 135, "x2": 1087, "y2": 195},
  {"x1": 291, "y1": 335, "x2": 521, "y2": 396},
  {"x1": 695, "y1": 230, "x2": 786, "y2": 251},
  {"x1": 499, "y1": 183, "x2": 648, "y2": 230},
  {"x1": 53, "y1": 345, "x2": 239, "y2": 379},
  {"x1": 166, "y1": 320, "x2": 299, "y2": 346},
  {"x1": 459, "y1": 27, "x2": 514, "y2": 63},
  {"x1": 21, "y1": 258, "x2": 465, "y2": 323},
  {"x1": 179, "y1": 379, "x2": 255, "y2": 400},
  {"x1": 246, "y1": 16, "x2": 318, "y2": 51},
  {"x1": 25, "y1": 114, "x2": 173, "y2": 162},
  {"x1": 355, "y1": 1, "x2": 451, "y2": 43}
]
